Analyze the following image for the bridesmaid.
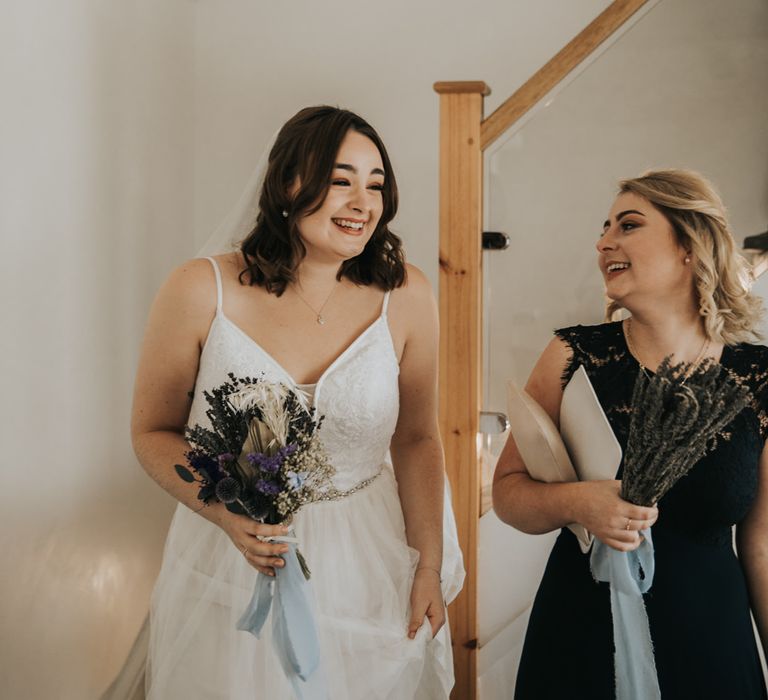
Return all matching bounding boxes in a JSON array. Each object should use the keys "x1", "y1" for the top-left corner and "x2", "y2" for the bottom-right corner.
[{"x1": 494, "y1": 169, "x2": 768, "y2": 698}]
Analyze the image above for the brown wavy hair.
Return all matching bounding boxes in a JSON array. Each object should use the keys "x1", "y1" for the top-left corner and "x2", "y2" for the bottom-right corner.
[
  {"x1": 238, "y1": 106, "x2": 405, "y2": 294},
  {"x1": 608, "y1": 169, "x2": 763, "y2": 344}
]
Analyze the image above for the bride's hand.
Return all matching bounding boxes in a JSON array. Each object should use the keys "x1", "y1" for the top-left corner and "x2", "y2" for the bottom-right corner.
[
  {"x1": 573, "y1": 480, "x2": 658, "y2": 552},
  {"x1": 408, "y1": 567, "x2": 445, "y2": 639},
  {"x1": 209, "y1": 503, "x2": 291, "y2": 576}
]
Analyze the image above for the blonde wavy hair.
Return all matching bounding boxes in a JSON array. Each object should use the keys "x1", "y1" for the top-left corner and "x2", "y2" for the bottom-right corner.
[{"x1": 607, "y1": 169, "x2": 763, "y2": 344}]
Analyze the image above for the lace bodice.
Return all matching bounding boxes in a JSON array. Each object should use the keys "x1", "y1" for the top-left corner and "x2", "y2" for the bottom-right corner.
[
  {"x1": 555, "y1": 322, "x2": 768, "y2": 546},
  {"x1": 187, "y1": 258, "x2": 400, "y2": 492}
]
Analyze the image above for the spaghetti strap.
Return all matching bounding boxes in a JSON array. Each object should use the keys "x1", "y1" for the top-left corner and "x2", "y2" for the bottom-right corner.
[
  {"x1": 204, "y1": 257, "x2": 223, "y2": 314},
  {"x1": 381, "y1": 291, "x2": 391, "y2": 317}
]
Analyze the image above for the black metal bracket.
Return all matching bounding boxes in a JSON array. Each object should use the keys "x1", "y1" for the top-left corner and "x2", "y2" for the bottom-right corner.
[
  {"x1": 743, "y1": 230, "x2": 768, "y2": 251},
  {"x1": 482, "y1": 231, "x2": 510, "y2": 250}
]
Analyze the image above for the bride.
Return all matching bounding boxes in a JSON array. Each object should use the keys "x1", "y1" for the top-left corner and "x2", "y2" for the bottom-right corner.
[{"x1": 131, "y1": 105, "x2": 464, "y2": 698}]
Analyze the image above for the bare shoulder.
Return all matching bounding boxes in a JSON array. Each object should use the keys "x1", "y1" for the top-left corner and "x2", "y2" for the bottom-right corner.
[
  {"x1": 151, "y1": 257, "x2": 219, "y2": 334},
  {"x1": 402, "y1": 262, "x2": 433, "y2": 291},
  {"x1": 528, "y1": 336, "x2": 571, "y2": 386},
  {"x1": 390, "y1": 263, "x2": 435, "y2": 311},
  {"x1": 384, "y1": 264, "x2": 437, "y2": 359},
  {"x1": 161, "y1": 257, "x2": 217, "y2": 302},
  {"x1": 526, "y1": 335, "x2": 571, "y2": 424},
  {"x1": 210, "y1": 251, "x2": 246, "y2": 282}
]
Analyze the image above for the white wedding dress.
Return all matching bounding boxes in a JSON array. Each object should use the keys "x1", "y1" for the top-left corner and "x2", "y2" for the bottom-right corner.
[{"x1": 146, "y1": 258, "x2": 465, "y2": 699}]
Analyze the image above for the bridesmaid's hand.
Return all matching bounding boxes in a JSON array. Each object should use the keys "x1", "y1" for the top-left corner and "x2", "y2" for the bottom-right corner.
[
  {"x1": 210, "y1": 503, "x2": 291, "y2": 576},
  {"x1": 408, "y1": 567, "x2": 445, "y2": 639},
  {"x1": 573, "y1": 480, "x2": 658, "y2": 552}
]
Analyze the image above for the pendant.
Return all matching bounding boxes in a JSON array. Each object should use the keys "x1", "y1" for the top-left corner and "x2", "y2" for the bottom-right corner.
[{"x1": 317, "y1": 315, "x2": 325, "y2": 325}]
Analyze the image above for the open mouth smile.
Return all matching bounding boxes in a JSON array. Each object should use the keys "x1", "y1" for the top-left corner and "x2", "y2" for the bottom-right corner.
[
  {"x1": 332, "y1": 218, "x2": 366, "y2": 235},
  {"x1": 606, "y1": 261, "x2": 630, "y2": 278}
]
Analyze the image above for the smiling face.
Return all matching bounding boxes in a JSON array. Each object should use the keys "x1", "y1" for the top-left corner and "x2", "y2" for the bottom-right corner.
[
  {"x1": 294, "y1": 129, "x2": 385, "y2": 264},
  {"x1": 597, "y1": 191, "x2": 695, "y2": 311}
]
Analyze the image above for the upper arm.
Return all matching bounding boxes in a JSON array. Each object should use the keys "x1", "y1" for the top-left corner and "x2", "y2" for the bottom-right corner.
[
  {"x1": 131, "y1": 259, "x2": 217, "y2": 441},
  {"x1": 389, "y1": 265, "x2": 440, "y2": 448},
  {"x1": 493, "y1": 336, "x2": 572, "y2": 483}
]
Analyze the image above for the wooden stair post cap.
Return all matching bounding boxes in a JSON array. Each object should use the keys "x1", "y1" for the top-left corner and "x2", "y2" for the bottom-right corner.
[{"x1": 433, "y1": 81, "x2": 491, "y2": 96}]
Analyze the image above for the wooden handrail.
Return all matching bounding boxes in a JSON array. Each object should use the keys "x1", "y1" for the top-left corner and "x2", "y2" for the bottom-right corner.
[{"x1": 480, "y1": 0, "x2": 650, "y2": 150}]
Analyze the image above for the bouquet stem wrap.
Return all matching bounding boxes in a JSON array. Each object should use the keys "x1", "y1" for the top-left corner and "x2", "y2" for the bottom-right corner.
[
  {"x1": 237, "y1": 541, "x2": 325, "y2": 698},
  {"x1": 590, "y1": 529, "x2": 660, "y2": 700}
]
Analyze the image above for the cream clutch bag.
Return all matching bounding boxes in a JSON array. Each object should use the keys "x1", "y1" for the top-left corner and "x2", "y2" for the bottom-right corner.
[{"x1": 506, "y1": 366, "x2": 622, "y2": 553}]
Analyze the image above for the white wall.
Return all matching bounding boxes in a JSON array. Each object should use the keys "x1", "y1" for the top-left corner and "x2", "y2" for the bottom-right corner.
[{"x1": 0, "y1": 2, "x2": 194, "y2": 697}]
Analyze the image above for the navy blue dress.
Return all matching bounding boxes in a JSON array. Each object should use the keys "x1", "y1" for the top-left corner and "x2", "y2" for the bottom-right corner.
[{"x1": 515, "y1": 322, "x2": 767, "y2": 699}]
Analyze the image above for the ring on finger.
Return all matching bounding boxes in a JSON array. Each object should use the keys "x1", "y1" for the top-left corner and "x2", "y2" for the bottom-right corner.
[
  {"x1": 625, "y1": 517, "x2": 632, "y2": 531},
  {"x1": 241, "y1": 545, "x2": 249, "y2": 557}
]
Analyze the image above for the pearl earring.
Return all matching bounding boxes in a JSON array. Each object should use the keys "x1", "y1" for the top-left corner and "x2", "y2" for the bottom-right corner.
[
  {"x1": 684, "y1": 256, "x2": 691, "y2": 264},
  {"x1": 282, "y1": 210, "x2": 288, "y2": 219}
]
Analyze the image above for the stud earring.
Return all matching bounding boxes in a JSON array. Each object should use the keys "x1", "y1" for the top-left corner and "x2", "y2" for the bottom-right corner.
[
  {"x1": 684, "y1": 256, "x2": 691, "y2": 264},
  {"x1": 282, "y1": 209, "x2": 288, "y2": 219}
]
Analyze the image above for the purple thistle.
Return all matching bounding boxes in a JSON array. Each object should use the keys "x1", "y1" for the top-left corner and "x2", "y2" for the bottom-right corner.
[
  {"x1": 215, "y1": 477, "x2": 241, "y2": 503},
  {"x1": 217, "y1": 453, "x2": 235, "y2": 463}
]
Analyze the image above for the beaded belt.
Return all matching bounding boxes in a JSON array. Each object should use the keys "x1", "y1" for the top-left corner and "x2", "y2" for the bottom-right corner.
[{"x1": 315, "y1": 466, "x2": 384, "y2": 503}]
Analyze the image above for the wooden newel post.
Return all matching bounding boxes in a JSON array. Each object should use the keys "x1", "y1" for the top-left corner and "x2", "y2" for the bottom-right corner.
[{"x1": 433, "y1": 80, "x2": 490, "y2": 700}]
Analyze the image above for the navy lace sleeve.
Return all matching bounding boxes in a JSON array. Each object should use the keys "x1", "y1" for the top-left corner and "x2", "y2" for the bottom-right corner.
[
  {"x1": 553, "y1": 325, "x2": 587, "y2": 388},
  {"x1": 553, "y1": 322, "x2": 630, "y2": 389},
  {"x1": 726, "y1": 342, "x2": 768, "y2": 445}
]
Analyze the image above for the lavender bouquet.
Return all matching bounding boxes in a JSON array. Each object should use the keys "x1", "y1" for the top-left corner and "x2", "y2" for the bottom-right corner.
[
  {"x1": 176, "y1": 373, "x2": 335, "y2": 577},
  {"x1": 620, "y1": 356, "x2": 750, "y2": 506},
  {"x1": 591, "y1": 357, "x2": 750, "y2": 700},
  {"x1": 175, "y1": 373, "x2": 334, "y2": 690}
]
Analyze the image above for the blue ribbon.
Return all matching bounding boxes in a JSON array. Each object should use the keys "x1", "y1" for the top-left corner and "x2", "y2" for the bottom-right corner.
[
  {"x1": 590, "y1": 529, "x2": 660, "y2": 700},
  {"x1": 237, "y1": 543, "x2": 324, "y2": 698}
]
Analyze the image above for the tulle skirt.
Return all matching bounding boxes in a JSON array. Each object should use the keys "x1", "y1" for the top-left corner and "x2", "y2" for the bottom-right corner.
[{"x1": 146, "y1": 465, "x2": 464, "y2": 699}]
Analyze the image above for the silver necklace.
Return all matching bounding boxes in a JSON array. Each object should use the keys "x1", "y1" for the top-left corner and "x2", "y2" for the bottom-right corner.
[
  {"x1": 292, "y1": 280, "x2": 340, "y2": 325},
  {"x1": 625, "y1": 317, "x2": 710, "y2": 382}
]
